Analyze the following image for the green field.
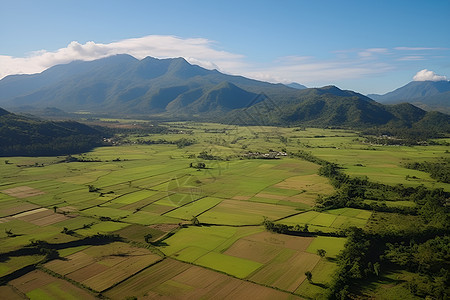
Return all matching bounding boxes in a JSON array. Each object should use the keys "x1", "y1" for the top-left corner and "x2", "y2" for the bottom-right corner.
[{"x1": 0, "y1": 122, "x2": 448, "y2": 299}]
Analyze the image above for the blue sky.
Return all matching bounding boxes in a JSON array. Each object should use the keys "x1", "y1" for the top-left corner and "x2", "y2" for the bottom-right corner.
[{"x1": 1, "y1": 0, "x2": 449, "y2": 94}]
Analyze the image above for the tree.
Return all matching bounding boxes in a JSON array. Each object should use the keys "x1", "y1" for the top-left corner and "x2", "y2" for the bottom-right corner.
[
  {"x1": 88, "y1": 185, "x2": 99, "y2": 192},
  {"x1": 61, "y1": 227, "x2": 74, "y2": 235},
  {"x1": 303, "y1": 224, "x2": 309, "y2": 232},
  {"x1": 5, "y1": 228, "x2": 14, "y2": 237},
  {"x1": 53, "y1": 206, "x2": 57, "y2": 213},
  {"x1": 317, "y1": 249, "x2": 327, "y2": 258},
  {"x1": 191, "y1": 216, "x2": 200, "y2": 226},
  {"x1": 305, "y1": 271, "x2": 312, "y2": 283},
  {"x1": 144, "y1": 233, "x2": 153, "y2": 243},
  {"x1": 373, "y1": 262, "x2": 381, "y2": 276}
]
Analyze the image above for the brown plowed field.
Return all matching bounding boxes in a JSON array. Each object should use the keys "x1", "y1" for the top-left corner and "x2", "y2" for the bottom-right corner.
[
  {"x1": 2, "y1": 186, "x2": 45, "y2": 198},
  {"x1": 105, "y1": 258, "x2": 302, "y2": 299},
  {"x1": 9, "y1": 270, "x2": 96, "y2": 299}
]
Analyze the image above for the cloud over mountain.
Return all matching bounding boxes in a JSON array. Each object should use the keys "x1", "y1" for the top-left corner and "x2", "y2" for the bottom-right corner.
[
  {"x1": 1, "y1": 34, "x2": 448, "y2": 94},
  {"x1": 0, "y1": 35, "x2": 244, "y2": 80},
  {"x1": 413, "y1": 69, "x2": 447, "y2": 82}
]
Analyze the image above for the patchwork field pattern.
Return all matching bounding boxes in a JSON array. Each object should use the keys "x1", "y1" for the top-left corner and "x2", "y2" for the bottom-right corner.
[
  {"x1": 160, "y1": 226, "x2": 345, "y2": 293},
  {"x1": 1, "y1": 124, "x2": 447, "y2": 298},
  {"x1": 105, "y1": 258, "x2": 302, "y2": 299},
  {"x1": 44, "y1": 242, "x2": 161, "y2": 292},
  {"x1": 9, "y1": 270, "x2": 96, "y2": 299}
]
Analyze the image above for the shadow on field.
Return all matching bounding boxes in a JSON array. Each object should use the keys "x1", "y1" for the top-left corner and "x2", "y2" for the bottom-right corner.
[
  {"x1": 0, "y1": 234, "x2": 122, "y2": 262},
  {"x1": 0, "y1": 234, "x2": 123, "y2": 284}
]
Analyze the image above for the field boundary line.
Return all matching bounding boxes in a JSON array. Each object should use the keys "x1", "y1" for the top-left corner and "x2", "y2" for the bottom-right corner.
[
  {"x1": 194, "y1": 197, "x2": 224, "y2": 217},
  {"x1": 273, "y1": 210, "x2": 308, "y2": 222},
  {"x1": 99, "y1": 166, "x2": 189, "y2": 190},
  {"x1": 78, "y1": 187, "x2": 155, "y2": 212},
  {"x1": 160, "y1": 195, "x2": 208, "y2": 217},
  {"x1": 292, "y1": 255, "x2": 322, "y2": 293},
  {"x1": 6, "y1": 282, "x2": 28, "y2": 299},
  {"x1": 131, "y1": 192, "x2": 175, "y2": 213},
  {"x1": 169, "y1": 255, "x2": 303, "y2": 298},
  {"x1": 98, "y1": 257, "x2": 165, "y2": 294},
  {"x1": 38, "y1": 265, "x2": 102, "y2": 297}
]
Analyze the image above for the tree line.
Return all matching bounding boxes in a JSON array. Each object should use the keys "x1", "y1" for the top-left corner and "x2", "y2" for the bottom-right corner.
[{"x1": 280, "y1": 150, "x2": 449, "y2": 299}]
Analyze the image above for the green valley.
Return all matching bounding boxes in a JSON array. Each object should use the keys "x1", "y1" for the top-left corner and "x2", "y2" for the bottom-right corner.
[{"x1": 0, "y1": 120, "x2": 448, "y2": 299}]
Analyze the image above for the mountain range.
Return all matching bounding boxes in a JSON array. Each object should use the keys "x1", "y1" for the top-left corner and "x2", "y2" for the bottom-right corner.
[
  {"x1": 368, "y1": 80, "x2": 450, "y2": 114},
  {"x1": 0, "y1": 54, "x2": 448, "y2": 131},
  {"x1": 0, "y1": 54, "x2": 299, "y2": 115}
]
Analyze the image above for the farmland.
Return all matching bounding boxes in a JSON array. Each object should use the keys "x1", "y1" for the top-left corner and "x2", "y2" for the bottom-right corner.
[{"x1": 0, "y1": 121, "x2": 448, "y2": 299}]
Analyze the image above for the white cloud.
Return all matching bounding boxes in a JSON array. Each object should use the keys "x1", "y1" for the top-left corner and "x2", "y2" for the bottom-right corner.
[
  {"x1": 0, "y1": 35, "x2": 244, "y2": 79},
  {"x1": 413, "y1": 69, "x2": 447, "y2": 81},
  {"x1": 397, "y1": 56, "x2": 425, "y2": 61},
  {"x1": 394, "y1": 47, "x2": 447, "y2": 51},
  {"x1": 358, "y1": 48, "x2": 389, "y2": 59},
  {"x1": 0, "y1": 38, "x2": 398, "y2": 88},
  {"x1": 240, "y1": 54, "x2": 393, "y2": 85}
]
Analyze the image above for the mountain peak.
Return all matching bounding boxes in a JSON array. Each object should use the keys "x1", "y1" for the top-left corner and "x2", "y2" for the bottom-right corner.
[
  {"x1": 0, "y1": 107, "x2": 10, "y2": 116},
  {"x1": 368, "y1": 80, "x2": 450, "y2": 113},
  {"x1": 286, "y1": 82, "x2": 307, "y2": 90}
]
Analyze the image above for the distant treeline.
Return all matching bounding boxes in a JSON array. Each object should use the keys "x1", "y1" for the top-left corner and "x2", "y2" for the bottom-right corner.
[
  {"x1": 0, "y1": 135, "x2": 103, "y2": 157},
  {"x1": 0, "y1": 113, "x2": 104, "y2": 157},
  {"x1": 125, "y1": 137, "x2": 196, "y2": 149},
  {"x1": 362, "y1": 126, "x2": 448, "y2": 145},
  {"x1": 404, "y1": 161, "x2": 450, "y2": 183}
]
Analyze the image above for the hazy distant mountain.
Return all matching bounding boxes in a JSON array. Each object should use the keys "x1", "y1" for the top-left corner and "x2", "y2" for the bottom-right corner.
[
  {"x1": 230, "y1": 85, "x2": 448, "y2": 129},
  {"x1": 0, "y1": 107, "x2": 9, "y2": 117},
  {"x1": 285, "y1": 82, "x2": 307, "y2": 89},
  {"x1": 368, "y1": 81, "x2": 450, "y2": 113},
  {"x1": 0, "y1": 55, "x2": 447, "y2": 131},
  {"x1": 0, "y1": 54, "x2": 298, "y2": 115}
]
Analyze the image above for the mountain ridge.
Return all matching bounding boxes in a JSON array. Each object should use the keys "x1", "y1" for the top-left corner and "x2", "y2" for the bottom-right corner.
[
  {"x1": 0, "y1": 55, "x2": 448, "y2": 132},
  {"x1": 0, "y1": 54, "x2": 299, "y2": 114},
  {"x1": 368, "y1": 80, "x2": 450, "y2": 113},
  {"x1": 0, "y1": 107, "x2": 103, "y2": 156}
]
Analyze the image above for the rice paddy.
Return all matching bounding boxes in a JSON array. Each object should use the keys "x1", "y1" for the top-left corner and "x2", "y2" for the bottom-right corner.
[{"x1": 0, "y1": 122, "x2": 448, "y2": 298}]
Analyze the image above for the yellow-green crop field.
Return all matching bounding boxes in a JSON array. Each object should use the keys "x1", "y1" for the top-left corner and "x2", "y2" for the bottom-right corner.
[{"x1": 0, "y1": 122, "x2": 448, "y2": 299}]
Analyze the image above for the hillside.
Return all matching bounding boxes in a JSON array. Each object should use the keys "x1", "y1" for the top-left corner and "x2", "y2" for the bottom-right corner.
[
  {"x1": 368, "y1": 81, "x2": 450, "y2": 113},
  {"x1": 0, "y1": 55, "x2": 448, "y2": 133},
  {"x1": 0, "y1": 54, "x2": 299, "y2": 114},
  {"x1": 285, "y1": 82, "x2": 307, "y2": 89},
  {"x1": 0, "y1": 108, "x2": 103, "y2": 156},
  {"x1": 227, "y1": 85, "x2": 449, "y2": 134}
]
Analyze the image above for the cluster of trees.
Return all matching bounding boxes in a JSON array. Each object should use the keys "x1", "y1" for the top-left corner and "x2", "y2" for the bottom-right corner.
[
  {"x1": 327, "y1": 228, "x2": 383, "y2": 299},
  {"x1": 280, "y1": 150, "x2": 449, "y2": 298},
  {"x1": 361, "y1": 126, "x2": 446, "y2": 145},
  {"x1": 0, "y1": 135, "x2": 103, "y2": 157},
  {"x1": 130, "y1": 137, "x2": 196, "y2": 148},
  {"x1": 385, "y1": 236, "x2": 449, "y2": 299},
  {"x1": 0, "y1": 113, "x2": 104, "y2": 156},
  {"x1": 404, "y1": 160, "x2": 450, "y2": 183},
  {"x1": 313, "y1": 159, "x2": 449, "y2": 228},
  {"x1": 189, "y1": 162, "x2": 206, "y2": 169},
  {"x1": 291, "y1": 223, "x2": 447, "y2": 299},
  {"x1": 197, "y1": 150, "x2": 222, "y2": 160},
  {"x1": 263, "y1": 218, "x2": 310, "y2": 235}
]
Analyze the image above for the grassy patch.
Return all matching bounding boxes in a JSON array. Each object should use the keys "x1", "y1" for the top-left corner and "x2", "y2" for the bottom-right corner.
[
  {"x1": 306, "y1": 236, "x2": 346, "y2": 258},
  {"x1": 195, "y1": 251, "x2": 263, "y2": 278}
]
